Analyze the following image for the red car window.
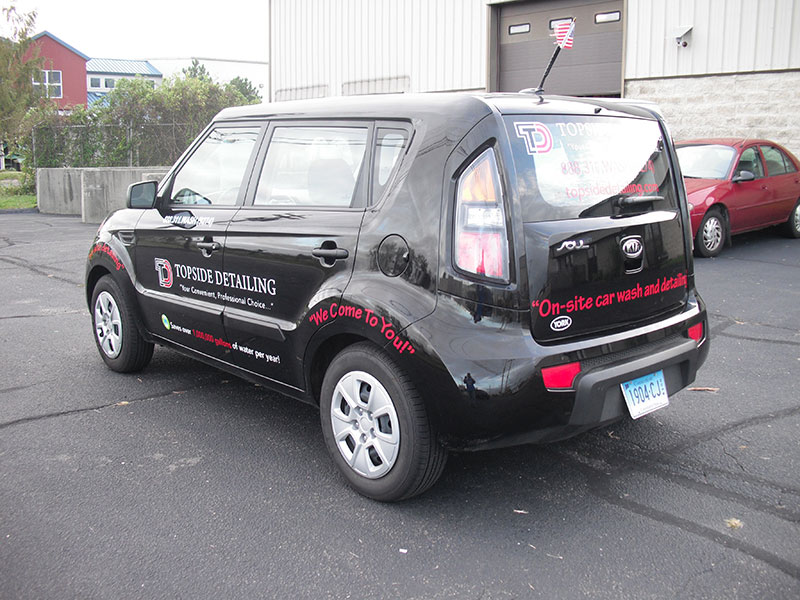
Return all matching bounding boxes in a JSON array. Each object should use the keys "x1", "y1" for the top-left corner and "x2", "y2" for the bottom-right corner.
[
  {"x1": 760, "y1": 145, "x2": 797, "y2": 176},
  {"x1": 735, "y1": 147, "x2": 764, "y2": 179}
]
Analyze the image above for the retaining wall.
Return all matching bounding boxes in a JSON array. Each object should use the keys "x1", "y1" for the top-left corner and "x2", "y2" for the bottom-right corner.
[{"x1": 37, "y1": 167, "x2": 170, "y2": 223}]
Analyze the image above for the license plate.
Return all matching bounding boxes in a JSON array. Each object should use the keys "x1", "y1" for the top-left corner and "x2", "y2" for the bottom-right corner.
[{"x1": 620, "y1": 370, "x2": 669, "y2": 419}]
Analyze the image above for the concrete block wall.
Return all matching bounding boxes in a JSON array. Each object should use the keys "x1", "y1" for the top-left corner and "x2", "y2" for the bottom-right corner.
[
  {"x1": 37, "y1": 167, "x2": 169, "y2": 223},
  {"x1": 80, "y1": 168, "x2": 169, "y2": 224},
  {"x1": 36, "y1": 168, "x2": 83, "y2": 216},
  {"x1": 625, "y1": 71, "x2": 800, "y2": 158}
]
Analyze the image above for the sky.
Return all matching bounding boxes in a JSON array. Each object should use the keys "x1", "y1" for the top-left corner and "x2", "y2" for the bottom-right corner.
[{"x1": 2, "y1": 0, "x2": 269, "y2": 62}]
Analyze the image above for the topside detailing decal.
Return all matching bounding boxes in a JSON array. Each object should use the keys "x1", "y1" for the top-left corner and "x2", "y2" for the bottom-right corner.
[
  {"x1": 155, "y1": 258, "x2": 173, "y2": 288},
  {"x1": 308, "y1": 303, "x2": 416, "y2": 355},
  {"x1": 154, "y1": 257, "x2": 277, "y2": 306},
  {"x1": 514, "y1": 122, "x2": 553, "y2": 155}
]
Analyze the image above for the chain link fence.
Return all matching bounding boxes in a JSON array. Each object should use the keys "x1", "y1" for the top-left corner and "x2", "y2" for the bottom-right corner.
[{"x1": 31, "y1": 123, "x2": 201, "y2": 168}]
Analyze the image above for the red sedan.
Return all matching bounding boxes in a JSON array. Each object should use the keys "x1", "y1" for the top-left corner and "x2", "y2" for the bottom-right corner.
[{"x1": 675, "y1": 139, "x2": 800, "y2": 257}]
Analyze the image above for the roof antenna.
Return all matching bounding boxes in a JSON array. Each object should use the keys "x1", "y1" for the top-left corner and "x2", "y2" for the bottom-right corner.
[{"x1": 520, "y1": 18, "x2": 576, "y2": 102}]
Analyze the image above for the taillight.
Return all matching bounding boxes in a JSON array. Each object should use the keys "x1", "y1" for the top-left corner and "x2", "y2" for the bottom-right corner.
[
  {"x1": 687, "y1": 322, "x2": 704, "y2": 342},
  {"x1": 542, "y1": 361, "x2": 582, "y2": 390},
  {"x1": 454, "y1": 148, "x2": 509, "y2": 281}
]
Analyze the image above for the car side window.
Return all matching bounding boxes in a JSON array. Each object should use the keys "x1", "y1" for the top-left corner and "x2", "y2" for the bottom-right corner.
[
  {"x1": 760, "y1": 145, "x2": 796, "y2": 176},
  {"x1": 372, "y1": 128, "x2": 409, "y2": 203},
  {"x1": 254, "y1": 126, "x2": 368, "y2": 207},
  {"x1": 169, "y1": 127, "x2": 260, "y2": 206},
  {"x1": 735, "y1": 147, "x2": 764, "y2": 179}
]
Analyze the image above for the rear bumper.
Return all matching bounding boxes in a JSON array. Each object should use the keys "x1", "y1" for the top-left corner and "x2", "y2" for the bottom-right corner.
[
  {"x1": 573, "y1": 336, "x2": 702, "y2": 427},
  {"x1": 404, "y1": 292, "x2": 709, "y2": 451}
]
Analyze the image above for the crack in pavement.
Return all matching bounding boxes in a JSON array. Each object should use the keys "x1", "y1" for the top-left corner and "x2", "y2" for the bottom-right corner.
[
  {"x1": 567, "y1": 439, "x2": 800, "y2": 523},
  {"x1": 556, "y1": 448, "x2": 800, "y2": 581},
  {"x1": 0, "y1": 379, "x2": 214, "y2": 430},
  {"x1": 661, "y1": 403, "x2": 800, "y2": 460},
  {"x1": 0, "y1": 310, "x2": 84, "y2": 321},
  {"x1": 0, "y1": 379, "x2": 59, "y2": 395},
  {"x1": 708, "y1": 311, "x2": 800, "y2": 334},
  {"x1": 0, "y1": 254, "x2": 83, "y2": 286},
  {"x1": 714, "y1": 331, "x2": 800, "y2": 347}
]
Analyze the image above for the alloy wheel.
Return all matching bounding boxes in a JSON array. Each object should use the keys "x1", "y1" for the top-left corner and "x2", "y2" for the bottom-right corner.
[{"x1": 94, "y1": 291, "x2": 123, "y2": 358}]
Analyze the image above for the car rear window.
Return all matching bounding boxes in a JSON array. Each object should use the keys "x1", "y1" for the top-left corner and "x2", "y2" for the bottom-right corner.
[{"x1": 503, "y1": 115, "x2": 678, "y2": 222}]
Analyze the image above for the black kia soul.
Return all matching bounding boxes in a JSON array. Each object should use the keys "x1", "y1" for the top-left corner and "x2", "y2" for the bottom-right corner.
[{"x1": 86, "y1": 93, "x2": 709, "y2": 501}]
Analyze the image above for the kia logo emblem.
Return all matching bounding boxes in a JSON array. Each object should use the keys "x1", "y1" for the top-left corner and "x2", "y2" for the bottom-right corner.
[
  {"x1": 550, "y1": 315, "x2": 572, "y2": 332},
  {"x1": 620, "y1": 236, "x2": 643, "y2": 259}
]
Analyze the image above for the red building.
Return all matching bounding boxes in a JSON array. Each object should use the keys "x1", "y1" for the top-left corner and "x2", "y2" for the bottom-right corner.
[{"x1": 28, "y1": 31, "x2": 89, "y2": 109}]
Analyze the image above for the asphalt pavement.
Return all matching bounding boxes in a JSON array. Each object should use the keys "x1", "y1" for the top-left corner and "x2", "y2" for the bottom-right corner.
[{"x1": 1, "y1": 213, "x2": 799, "y2": 599}]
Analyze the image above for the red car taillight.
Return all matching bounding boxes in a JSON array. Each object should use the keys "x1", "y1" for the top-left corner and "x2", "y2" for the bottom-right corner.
[
  {"x1": 687, "y1": 322, "x2": 704, "y2": 342},
  {"x1": 542, "y1": 361, "x2": 582, "y2": 390},
  {"x1": 454, "y1": 148, "x2": 509, "y2": 281}
]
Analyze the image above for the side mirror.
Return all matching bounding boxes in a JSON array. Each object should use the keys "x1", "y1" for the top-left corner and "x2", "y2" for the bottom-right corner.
[
  {"x1": 127, "y1": 180, "x2": 158, "y2": 209},
  {"x1": 732, "y1": 170, "x2": 755, "y2": 183}
]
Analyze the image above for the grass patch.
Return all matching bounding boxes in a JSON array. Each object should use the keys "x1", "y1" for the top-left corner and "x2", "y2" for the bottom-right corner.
[
  {"x1": 0, "y1": 194, "x2": 37, "y2": 210},
  {"x1": 0, "y1": 171, "x2": 25, "y2": 182}
]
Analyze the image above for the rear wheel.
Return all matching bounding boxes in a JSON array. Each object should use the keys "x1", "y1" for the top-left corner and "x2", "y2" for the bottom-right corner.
[
  {"x1": 695, "y1": 208, "x2": 726, "y2": 257},
  {"x1": 91, "y1": 275, "x2": 154, "y2": 372},
  {"x1": 320, "y1": 342, "x2": 447, "y2": 501},
  {"x1": 785, "y1": 199, "x2": 800, "y2": 238}
]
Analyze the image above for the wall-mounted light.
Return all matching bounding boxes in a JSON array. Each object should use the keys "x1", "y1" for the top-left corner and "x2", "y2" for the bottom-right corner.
[{"x1": 673, "y1": 25, "x2": 693, "y2": 48}]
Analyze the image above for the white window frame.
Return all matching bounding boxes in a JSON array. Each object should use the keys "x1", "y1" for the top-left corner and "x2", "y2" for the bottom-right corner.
[{"x1": 33, "y1": 70, "x2": 63, "y2": 99}]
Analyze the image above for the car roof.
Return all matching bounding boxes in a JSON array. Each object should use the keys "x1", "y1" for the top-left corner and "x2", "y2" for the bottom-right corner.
[
  {"x1": 676, "y1": 138, "x2": 780, "y2": 148},
  {"x1": 214, "y1": 92, "x2": 661, "y2": 123}
]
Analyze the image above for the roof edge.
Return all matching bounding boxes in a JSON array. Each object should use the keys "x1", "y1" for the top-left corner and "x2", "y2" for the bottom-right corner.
[{"x1": 31, "y1": 31, "x2": 90, "y2": 61}]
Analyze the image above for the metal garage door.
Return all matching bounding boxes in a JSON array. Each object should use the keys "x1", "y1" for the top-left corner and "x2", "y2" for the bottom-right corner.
[{"x1": 497, "y1": 0, "x2": 624, "y2": 96}]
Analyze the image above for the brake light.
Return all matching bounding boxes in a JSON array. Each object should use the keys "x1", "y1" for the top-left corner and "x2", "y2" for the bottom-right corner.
[
  {"x1": 687, "y1": 322, "x2": 704, "y2": 342},
  {"x1": 454, "y1": 148, "x2": 509, "y2": 281},
  {"x1": 542, "y1": 362, "x2": 582, "y2": 390}
]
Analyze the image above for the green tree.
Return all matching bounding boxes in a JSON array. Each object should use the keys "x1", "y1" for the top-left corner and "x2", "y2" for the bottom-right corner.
[
  {"x1": 0, "y1": 3, "x2": 42, "y2": 145},
  {"x1": 226, "y1": 76, "x2": 262, "y2": 104},
  {"x1": 182, "y1": 58, "x2": 212, "y2": 82}
]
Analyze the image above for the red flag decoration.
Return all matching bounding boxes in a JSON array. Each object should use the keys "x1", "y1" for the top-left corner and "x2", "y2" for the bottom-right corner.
[{"x1": 554, "y1": 20, "x2": 575, "y2": 49}]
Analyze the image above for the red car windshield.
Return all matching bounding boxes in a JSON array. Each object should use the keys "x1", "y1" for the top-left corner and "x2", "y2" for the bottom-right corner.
[{"x1": 676, "y1": 144, "x2": 737, "y2": 179}]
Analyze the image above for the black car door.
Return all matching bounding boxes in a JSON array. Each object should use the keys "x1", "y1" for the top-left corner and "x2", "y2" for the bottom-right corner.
[
  {"x1": 221, "y1": 121, "x2": 372, "y2": 391},
  {"x1": 133, "y1": 123, "x2": 263, "y2": 360}
]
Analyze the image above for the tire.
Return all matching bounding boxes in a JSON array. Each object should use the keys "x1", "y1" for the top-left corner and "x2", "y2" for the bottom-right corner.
[
  {"x1": 694, "y1": 208, "x2": 726, "y2": 258},
  {"x1": 319, "y1": 342, "x2": 447, "y2": 501},
  {"x1": 91, "y1": 275, "x2": 154, "y2": 372},
  {"x1": 784, "y1": 199, "x2": 800, "y2": 238}
]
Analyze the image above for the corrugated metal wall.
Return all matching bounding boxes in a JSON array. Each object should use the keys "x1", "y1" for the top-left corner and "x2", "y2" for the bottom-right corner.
[
  {"x1": 270, "y1": 0, "x2": 488, "y2": 101},
  {"x1": 625, "y1": 0, "x2": 800, "y2": 79}
]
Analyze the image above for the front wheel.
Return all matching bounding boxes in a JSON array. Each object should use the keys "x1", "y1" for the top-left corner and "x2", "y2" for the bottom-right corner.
[
  {"x1": 320, "y1": 343, "x2": 447, "y2": 501},
  {"x1": 784, "y1": 199, "x2": 800, "y2": 238},
  {"x1": 695, "y1": 208, "x2": 726, "y2": 257},
  {"x1": 91, "y1": 275, "x2": 154, "y2": 372}
]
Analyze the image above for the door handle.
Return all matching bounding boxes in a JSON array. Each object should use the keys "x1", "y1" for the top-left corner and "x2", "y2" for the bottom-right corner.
[
  {"x1": 312, "y1": 247, "x2": 349, "y2": 259},
  {"x1": 197, "y1": 241, "x2": 222, "y2": 251},
  {"x1": 197, "y1": 241, "x2": 222, "y2": 257},
  {"x1": 312, "y1": 244, "x2": 349, "y2": 267}
]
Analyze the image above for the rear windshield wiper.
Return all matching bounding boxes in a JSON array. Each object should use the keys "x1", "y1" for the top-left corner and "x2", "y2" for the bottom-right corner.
[{"x1": 615, "y1": 195, "x2": 664, "y2": 207}]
